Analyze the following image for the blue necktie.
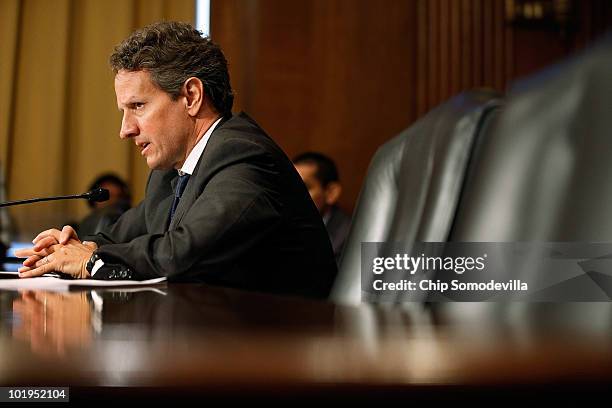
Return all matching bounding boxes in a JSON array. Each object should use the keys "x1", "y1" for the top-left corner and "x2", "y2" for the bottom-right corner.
[{"x1": 169, "y1": 173, "x2": 190, "y2": 222}]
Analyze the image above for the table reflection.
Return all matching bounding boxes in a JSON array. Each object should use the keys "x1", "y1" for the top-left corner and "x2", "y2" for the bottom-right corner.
[
  {"x1": 0, "y1": 284, "x2": 610, "y2": 389},
  {"x1": 12, "y1": 291, "x2": 93, "y2": 356}
]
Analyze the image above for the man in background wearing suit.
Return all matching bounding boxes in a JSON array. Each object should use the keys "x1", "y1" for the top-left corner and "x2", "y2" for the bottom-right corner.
[
  {"x1": 293, "y1": 152, "x2": 351, "y2": 265},
  {"x1": 76, "y1": 173, "x2": 132, "y2": 237},
  {"x1": 16, "y1": 22, "x2": 337, "y2": 299}
]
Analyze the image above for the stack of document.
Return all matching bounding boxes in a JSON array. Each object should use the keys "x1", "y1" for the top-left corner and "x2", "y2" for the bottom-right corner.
[{"x1": 0, "y1": 271, "x2": 166, "y2": 291}]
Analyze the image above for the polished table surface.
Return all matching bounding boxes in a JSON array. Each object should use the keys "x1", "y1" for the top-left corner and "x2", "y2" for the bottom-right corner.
[{"x1": 1, "y1": 282, "x2": 611, "y2": 399}]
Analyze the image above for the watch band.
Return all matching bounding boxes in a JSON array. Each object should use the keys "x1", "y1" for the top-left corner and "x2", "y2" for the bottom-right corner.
[
  {"x1": 86, "y1": 251, "x2": 101, "y2": 273},
  {"x1": 86, "y1": 251, "x2": 137, "y2": 280}
]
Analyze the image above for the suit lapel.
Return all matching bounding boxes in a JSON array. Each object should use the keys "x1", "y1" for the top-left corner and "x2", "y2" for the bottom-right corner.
[
  {"x1": 144, "y1": 170, "x2": 178, "y2": 234},
  {"x1": 168, "y1": 141, "x2": 212, "y2": 230},
  {"x1": 168, "y1": 176, "x2": 195, "y2": 230},
  {"x1": 160, "y1": 194, "x2": 176, "y2": 232},
  {"x1": 167, "y1": 115, "x2": 233, "y2": 230}
]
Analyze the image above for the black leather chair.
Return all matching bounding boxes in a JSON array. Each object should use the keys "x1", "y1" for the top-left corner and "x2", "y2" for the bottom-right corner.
[
  {"x1": 441, "y1": 33, "x2": 612, "y2": 315},
  {"x1": 332, "y1": 90, "x2": 503, "y2": 304},
  {"x1": 451, "y1": 35, "x2": 612, "y2": 243},
  {"x1": 332, "y1": 33, "x2": 612, "y2": 305}
]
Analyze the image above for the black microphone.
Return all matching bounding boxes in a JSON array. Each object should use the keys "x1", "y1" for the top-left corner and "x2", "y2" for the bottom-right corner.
[{"x1": 0, "y1": 188, "x2": 110, "y2": 208}]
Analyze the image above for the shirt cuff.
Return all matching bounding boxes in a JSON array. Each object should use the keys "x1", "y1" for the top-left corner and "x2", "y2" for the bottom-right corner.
[{"x1": 91, "y1": 259, "x2": 105, "y2": 276}]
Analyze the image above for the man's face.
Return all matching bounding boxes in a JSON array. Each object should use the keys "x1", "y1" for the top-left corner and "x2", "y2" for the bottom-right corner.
[
  {"x1": 115, "y1": 70, "x2": 192, "y2": 170},
  {"x1": 295, "y1": 163, "x2": 327, "y2": 213}
]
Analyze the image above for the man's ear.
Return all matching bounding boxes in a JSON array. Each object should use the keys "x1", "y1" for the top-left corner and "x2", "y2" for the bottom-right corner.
[
  {"x1": 324, "y1": 182, "x2": 342, "y2": 206},
  {"x1": 183, "y1": 77, "x2": 204, "y2": 116}
]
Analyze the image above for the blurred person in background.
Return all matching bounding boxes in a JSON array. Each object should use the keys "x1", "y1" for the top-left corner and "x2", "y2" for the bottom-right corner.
[
  {"x1": 293, "y1": 152, "x2": 351, "y2": 264},
  {"x1": 76, "y1": 173, "x2": 132, "y2": 236}
]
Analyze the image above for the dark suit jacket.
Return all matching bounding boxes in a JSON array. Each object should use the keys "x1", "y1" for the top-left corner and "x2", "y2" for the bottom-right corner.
[
  {"x1": 87, "y1": 112, "x2": 337, "y2": 299},
  {"x1": 77, "y1": 204, "x2": 128, "y2": 237},
  {"x1": 325, "y1": 205, "x2": 351, "y2": 265}
]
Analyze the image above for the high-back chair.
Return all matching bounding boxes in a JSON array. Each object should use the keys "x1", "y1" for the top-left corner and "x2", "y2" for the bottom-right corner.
[
  {"x1": 333, "y1": 33, "x2": 612, "y2": 310},
  {"x1": 331, "y1": 90, "x2": 503, "y2": 305}
]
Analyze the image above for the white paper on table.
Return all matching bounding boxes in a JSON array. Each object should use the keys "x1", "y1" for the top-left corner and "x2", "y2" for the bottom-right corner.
[{"x1": 0, "y1": 272, "x2": 167, "y2": 291}]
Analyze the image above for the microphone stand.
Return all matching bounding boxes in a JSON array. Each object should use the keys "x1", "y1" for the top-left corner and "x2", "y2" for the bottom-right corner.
[
  {"x1": 1, "y1": 194, "x2": 86, "y2": 207},
  {"x1": 0, "y1": 188, "x2": 109, "y2": 208},
  {"x1": 0, "y1": 188, "x2": 109, "y2": 265}
]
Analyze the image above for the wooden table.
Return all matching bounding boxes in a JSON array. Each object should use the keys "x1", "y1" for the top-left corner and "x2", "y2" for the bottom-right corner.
[{"x1": 0, "y1": 283, "x2": 611, "y2": 401}]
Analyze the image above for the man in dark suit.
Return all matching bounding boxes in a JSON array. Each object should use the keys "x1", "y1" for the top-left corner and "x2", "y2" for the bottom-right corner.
[
  {"x1": 293, "y1": 152, "x2": 351, "y2": 264},
  {"x1": 16, "y1": 22, "x2": 337, "y2": 299}
]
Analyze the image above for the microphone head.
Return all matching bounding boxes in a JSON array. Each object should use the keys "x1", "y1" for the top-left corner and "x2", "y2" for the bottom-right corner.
[{"x1": 85, "y1": 188, "x2": 110, "y2": 203}]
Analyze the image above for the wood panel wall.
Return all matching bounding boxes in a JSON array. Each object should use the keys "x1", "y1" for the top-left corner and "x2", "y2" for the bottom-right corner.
[{"x1": 211, "y1": 0, "x2": 612, "y2": 213}]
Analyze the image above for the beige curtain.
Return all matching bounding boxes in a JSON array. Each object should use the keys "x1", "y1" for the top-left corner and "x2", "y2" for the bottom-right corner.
[{"x1": 0, "y1": 0, "x2": 195, "y2": 239}]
